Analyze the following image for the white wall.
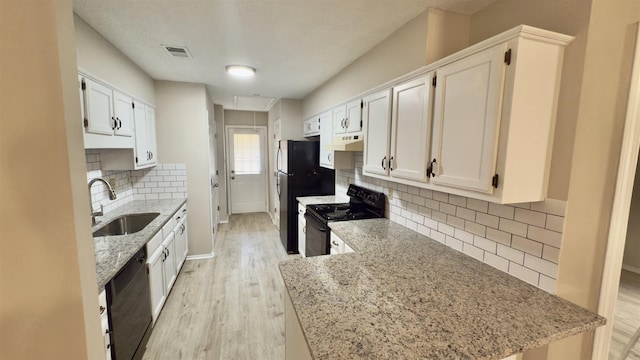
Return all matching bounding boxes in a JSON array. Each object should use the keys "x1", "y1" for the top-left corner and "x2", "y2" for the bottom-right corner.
[
  {"x1": 1, "y1": 1, "x2": 103, "y2": 358},
  {"x1": 74, "y1": 14, "x2": 155, "y2": 105},
  {"x1": 155, "y1": 81, "x2": 213, "y2": 256}
]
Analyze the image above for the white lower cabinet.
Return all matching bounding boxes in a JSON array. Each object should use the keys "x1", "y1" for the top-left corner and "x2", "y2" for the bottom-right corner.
[
  {"x1": 174, "y1": 213, "x2": 188, "y2": 273},
  {"x1": 147, "y1": 235, "x2": 166, "y2": 323},
  {"x1": 146, "y1": 204, "x2": 188, "y2": 324},
  {"x1": 285, "y1": 294, "x2": 313, "y2": 360},
  {"x1": 297, "y1": 203, "x2": 306, "y2": 257},
  {"x1": 329, "y1": 232, "x2": 354, "y2": 254},
  {"x1": 98, "y1": 290, "x2": 112, "y2": 360}
]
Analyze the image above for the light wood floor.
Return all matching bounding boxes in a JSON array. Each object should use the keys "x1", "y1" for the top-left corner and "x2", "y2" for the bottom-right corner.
[
  {"x1": 610, "y1": 269, "x2": 640, "y2": 360},
  {"x1": 142, "y1": 213, "x2": 297, "y2": 360}
]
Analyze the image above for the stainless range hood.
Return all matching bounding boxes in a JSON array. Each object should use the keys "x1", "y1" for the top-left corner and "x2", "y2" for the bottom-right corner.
[{"x1": 324, "y1": 134, "x2": 364, "y2": 151}]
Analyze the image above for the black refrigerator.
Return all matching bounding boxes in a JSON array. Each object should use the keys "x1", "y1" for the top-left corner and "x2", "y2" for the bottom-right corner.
[{"x1": 277, "y1": 140, "x2": 335, "y2": 253}]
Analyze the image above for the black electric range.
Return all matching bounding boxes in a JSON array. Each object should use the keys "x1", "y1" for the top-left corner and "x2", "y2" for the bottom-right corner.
[{"x1": 304, "y1": 184, "x2": 385, "y2": 256}]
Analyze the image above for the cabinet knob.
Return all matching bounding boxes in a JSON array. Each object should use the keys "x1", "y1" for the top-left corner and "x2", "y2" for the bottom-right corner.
[
  {"x1": 381, "y1": 156, "x2": 387, "y2": 170},
  {"x1": 389, "y1": 156, "x2": 394, "y2": 171}
]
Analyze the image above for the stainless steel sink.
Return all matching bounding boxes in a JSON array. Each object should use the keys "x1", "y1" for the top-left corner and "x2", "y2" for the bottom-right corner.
[{"x1": 92, "y1": 213, "x2": 160, "y2": 237}]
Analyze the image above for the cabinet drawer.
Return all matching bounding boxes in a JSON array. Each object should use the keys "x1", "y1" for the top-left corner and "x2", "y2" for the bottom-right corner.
[
  {"x1": 146, "y1": 231, "x2": 163, "y2": 255},
  {"x1": 175, "y1": 204, "x2": 187, "y2": 222},
  {"x1": 162, "y1": 217, "x2": 176, "y2": 239}
]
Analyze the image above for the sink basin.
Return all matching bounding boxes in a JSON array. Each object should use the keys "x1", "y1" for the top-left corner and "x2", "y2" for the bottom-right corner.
[{"x1": 92, "y1": 213, "x2": 160, "y2": 237}]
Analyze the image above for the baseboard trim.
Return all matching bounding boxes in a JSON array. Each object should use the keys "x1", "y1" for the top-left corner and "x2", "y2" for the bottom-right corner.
[
  {"x1": 186, "y1": 252, "x2": 215, "y2": 261},
  {"x1": 622, "y1": 264, "x2": 640, "y2": 275}
]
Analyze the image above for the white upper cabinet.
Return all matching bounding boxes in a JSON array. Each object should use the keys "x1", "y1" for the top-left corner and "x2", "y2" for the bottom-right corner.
[
  {"x1": 389, "y1": 74, "x2": 433, "y2": 183},
  {"x1": 426, "y1": 25, "x2": 574, "y2": 203},
  {"x1": 83, "y1": 77, "x2": 115, "y2": 136},
  {"x1": 80, "y1": 73, "x2": 141, "y2": 149},
  {"x1": 112, "y1": 90, "x2": 135, "y2": 137},
  {"x1": 345, "y1": 99, "x2": 363, "y2": 133},
  {"x1": 133, "y1": 102, "x2": 157, "y2": 169},
  {"x1": 319, "y1": 111, "x2": 334, "y2": 168},
  {"x1": 332, "y1": 105, "x2": 347, "y2": 135},
  {"x1": 333, "y1": 100, "x2": 363, "y2": 135},
  {"x1": 430, "y1": 43, "x2": 507, "y2": 194},
  {"x1": 362, "y1": 89, "x2": 392, "y2": 176},
  {"x1": 303, "y1": 116, "x2": 320, "y2": 137}
]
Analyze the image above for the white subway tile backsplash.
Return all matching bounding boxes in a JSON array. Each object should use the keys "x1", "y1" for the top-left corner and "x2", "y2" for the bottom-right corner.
[
  {"x1": 433, "y1": 191, "x2": 449, "y2": 203},
  {"x1": 511, "y1": 236, "x2": 543, "y2": 257},
  {"x1": 467, "y1": 198, "x2": 489, "y2": 213},
  {"x1": 509, "y1": 263, "x2": 539, "y2": 286},
  {"x1": 524, "y1": 254, "x2": 558, "y2": 278},
  {"x1": 440, "y1": 203, "x2": 456, "y2": 216},
  {"x1": 530, "y1": 199, "x2": 566, "y2": 217},
  {"x1": 527, "y1": 226, "x2": 562, "y2": 248},
  {"x1": 335, "y1": 158, "x2": 566, "y2": 294},
  {"x1": 476, "y1": 212, "x2": 500, "y2": 229},
  {"x1": 446, "y1": 216, "x2": 465, "y2": 229},
  {"x1": 514, "y1": 208, "x2": 547, "y2": 227},
  {"x1": 484, "y1": 252, "x2": 509, "y2": 272},
  {"x1": 462, "y1": 243, "x2": 484, "y2": 261},
  {"x1": 497, "y1": 244, "x2": 524, "y2": 264},
  {"x1": 545, "y1": 215, "x2": 564, "y2": 232},
  {"x1": 488, "y1": 203, "x2": 515, "y2": 219},
  {"x1": 446, "y1": 236, "x2": 464, "y2": 251},
  {"x1": 538, "y1": 275, "x2": 557, "y2": 293},
  {"x1": 474, "y1": 236, "x2": 497, "y2": 253},
  {"x1": 464, "y1": 221, "x2": 486, "y2": 237},
  {"x1": 542, "y1": 245, "x2": 561, "y2": 264},
  {"x1": 454, "y1": 228, "x2": 474, "y2": 244},
  {"x1": 498, "y1": 218, "x2": 528, "y2": 237},
  {"x1": 449, "y1": 195, "x2": 467, "y2": 207},
  {"x1": 456, "y1": 207, "x2": 476, "y2": 222}
]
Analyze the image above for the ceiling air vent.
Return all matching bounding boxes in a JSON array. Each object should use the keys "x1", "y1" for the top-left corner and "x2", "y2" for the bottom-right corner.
[{"x1": 163, "y1": 45, "x2": 192, "y2": 58}]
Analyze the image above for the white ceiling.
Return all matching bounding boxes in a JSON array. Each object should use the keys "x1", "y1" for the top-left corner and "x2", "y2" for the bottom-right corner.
[{"x1": 72, "y1": 0, "x2": 496, "y2": 111}]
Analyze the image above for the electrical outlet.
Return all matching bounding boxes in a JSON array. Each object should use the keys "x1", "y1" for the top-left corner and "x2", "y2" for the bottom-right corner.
[
  {"x1": 388, "y1": 188, "x2": 394, "y2": 200},
  {"x1": 109, "y1": 179, "x2": 117, "y2": 188}
]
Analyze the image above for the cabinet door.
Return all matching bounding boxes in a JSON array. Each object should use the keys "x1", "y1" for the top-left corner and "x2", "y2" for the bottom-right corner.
[
  {"x1": 389, "y1": 74, "x2": 433, "y2": 183},
  {"x1": 345, "y1": 99, "x2": 362, "y2": 133},
  {"x1": 332, "y1": 105, "x2": 346, "y2": 135},
  {"x1": 297, "y1": 205, "x2": 306, "y2": 257},
  {"x1": 430, "y1": 44, "x2": 507, "y2": 193},
  {"x1": 133, "y1": 101, "x2": 148, "y2": 167},
  {"x1": 362, "y1": 89, "x2": 392, "y2": 176},
  {"x1": 112, "y1": 91, "x2": 134, "y2": 137},
  {"x1": 148, "y1": 245, "x2": 166, "y2": 323},
  {"x1": 84, "y1": 78, "x2": 114, "y2": 135},
  {"x1": 174, "y1": 216, "x2": 188, "y2": 272},
  {"x1": 145, "y1": 106, "x2": 157, "y2": 166},
  {"x1": 329, "y1": 232, "x2": 344, "y2": 255},
  {"x1": 162, "y1": 233, "x2": 177, "y2": 293},
  {"x1": 319, "y1": 111, "x2": 334, "y2": 168}
]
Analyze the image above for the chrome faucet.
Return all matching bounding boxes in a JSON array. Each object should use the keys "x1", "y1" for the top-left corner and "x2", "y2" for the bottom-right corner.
[{"x1": 88, "y1": 177, "x2": 117, "y2": 225}]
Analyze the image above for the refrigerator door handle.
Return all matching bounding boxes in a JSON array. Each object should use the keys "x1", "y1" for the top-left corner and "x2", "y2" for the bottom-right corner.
[
  {"x1": 276, "y1": 173, "x2": 281, "y2": 198},
  {"x1": 276, "y1": 145, "x2": 282, "y2": 172}
]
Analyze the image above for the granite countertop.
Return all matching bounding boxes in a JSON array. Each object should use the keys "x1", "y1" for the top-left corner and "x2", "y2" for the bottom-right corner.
[
  {"x1": 297, "y1": 195, "x2": 349, "y2": 207},
  {"x1": 279, "y1": 218, "x2": 605, "y2": 360},
  {"x1": 93, "y1": 198, "x2": 187, "y2": 291}
]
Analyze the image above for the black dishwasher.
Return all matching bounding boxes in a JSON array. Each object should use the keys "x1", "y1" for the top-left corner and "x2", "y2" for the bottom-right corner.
[{"x1": 106, "y1": 248, "x2": 152, "y2": 360}]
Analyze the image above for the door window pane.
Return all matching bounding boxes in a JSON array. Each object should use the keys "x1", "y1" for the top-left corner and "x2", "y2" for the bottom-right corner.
[{"x1": 233, "y1": 133, "x2": 261, "y2": 174}]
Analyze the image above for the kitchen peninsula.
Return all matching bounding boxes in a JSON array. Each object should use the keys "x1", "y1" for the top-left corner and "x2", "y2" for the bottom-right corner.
[{"x1": 280, "y1": 218, "x2": 605, "y2": 359}]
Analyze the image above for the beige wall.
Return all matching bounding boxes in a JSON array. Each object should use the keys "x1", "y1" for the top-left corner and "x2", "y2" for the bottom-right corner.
[
  {"x1": 74, "y1": 14, "x2": 155, "y2": 105},
  {"x1": 0, "y1": 1, "x2": 102, "y2": 358},
  {"x1": 624, "y1": 157, "x2": 640, "y2": 270},
  {"x1": 223, "y1": 110, "x2": 268, "y2": 126},
  {"x1": 302, "y1": 11, "x2": 429, "y2": 117},
  {"x1": 155, "y1": 81, "x2": 214, "y2": 256}
]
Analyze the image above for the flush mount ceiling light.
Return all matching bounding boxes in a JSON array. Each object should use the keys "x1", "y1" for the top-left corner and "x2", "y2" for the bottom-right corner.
[{"x1": 226, "y1": 65, "x2": 256, "y2": 77}]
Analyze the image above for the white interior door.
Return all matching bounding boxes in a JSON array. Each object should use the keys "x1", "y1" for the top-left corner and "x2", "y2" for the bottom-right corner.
[
  {"x1": 207, "y1": 110, "x2": 219, "y2": 241},
  {"x1": 227, "y1": 126, "x2": 268, "y2": 214}
]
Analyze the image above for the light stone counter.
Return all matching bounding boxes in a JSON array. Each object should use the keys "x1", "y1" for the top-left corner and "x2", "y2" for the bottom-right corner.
[
  {"x1": 93, "y1": 198, "x2": 186, "y2": 291},
  {"x1": 279, "y1": 218, "x2": 605, "y2": 359},
  {"x1": 296, "y1": 195, "x2": 349, "y2": 207}
]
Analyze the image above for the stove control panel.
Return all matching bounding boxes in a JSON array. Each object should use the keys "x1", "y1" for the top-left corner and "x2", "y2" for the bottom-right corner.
[{"x1": 347, "y1": 184, "x2": 385, "y2": 212}]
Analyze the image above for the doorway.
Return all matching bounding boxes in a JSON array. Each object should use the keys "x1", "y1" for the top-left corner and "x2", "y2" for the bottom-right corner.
[
  {"x1": 593, "y1": 23, "x2": 640, "y2": 359},
  {"x1": 226, "y1": 126, "x2": 268, "y2": 214}
]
